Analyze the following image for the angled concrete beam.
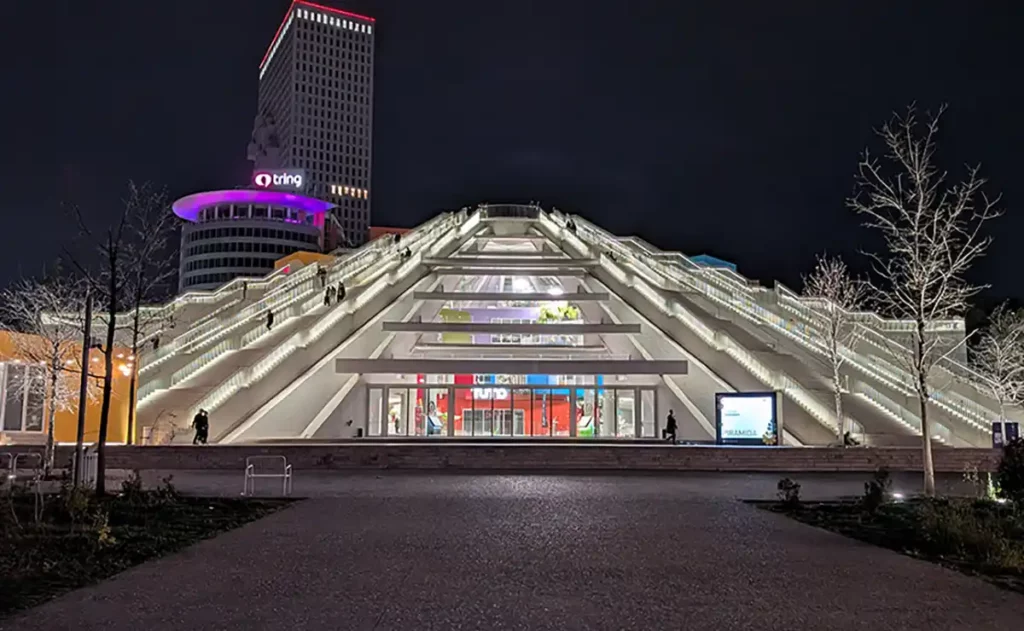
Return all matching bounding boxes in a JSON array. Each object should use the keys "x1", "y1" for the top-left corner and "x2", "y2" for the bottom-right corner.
[
  {"x1": 423, "y1": 257, "x2": 599, "y2": 268},
  {"x1": 381, "y1": 322, "x2": 641, "y2": 334},
  {"x1": 412, "y1": 291, "x2": 610, "y2": 301},
  {"x1": 413, "y1": 342, "x2": 610, "y2": 351},
  {"x1": 335, "y1": 358, "x2": 688, "y2": 375},
  {"x1": 433, "y1": 269, "x2": 590, "y2": 277},
  {"x1": 471, "y1": 235, "x2": 548, "y2": 241},
  {"x1": 455, "y1": 249, "x2": 558, "y2": 256}
]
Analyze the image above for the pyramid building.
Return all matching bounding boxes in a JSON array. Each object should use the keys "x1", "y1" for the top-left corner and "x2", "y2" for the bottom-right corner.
[{"x1": 133, "y1": 205, "x2": 1002, "y2": 447}]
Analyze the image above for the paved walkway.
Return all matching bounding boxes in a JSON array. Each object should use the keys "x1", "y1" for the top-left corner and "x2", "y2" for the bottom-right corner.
[
  {"x1": 5, "y1": 474, "x2": 1023, "y2": 630},
  {"x1": 135, "y1": 468, "x2": 981, "y2": 499}
]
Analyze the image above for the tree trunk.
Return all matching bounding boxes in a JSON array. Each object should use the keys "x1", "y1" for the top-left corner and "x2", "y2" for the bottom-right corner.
[
  {"x1": 73, "y1": 292, "x2": 93, "y2": 488},
  {"x1": 918, "y1": 391, "x2": 935, "y2": 496},
  {"x1": 832, "y1": 345, "x2": 844, "y2": 441},
  {"x1": 915, "y1": 321, "x2": 935, "y2": 497},
  {"x1": 96, "y1": 313, "x2": 115, "y2": 495},
  {"x1": 44, "y1": 370, "x2": 58, "y2": 475},
  {"x1": 96, "y1": 240, "x2": 118, "y2": 496},
  {"x1": 127, "y1": 370, "x2": 138, "y2": 445},
  {"x1": 125, "y1": 298, "x2": 142, "y2": 445}
]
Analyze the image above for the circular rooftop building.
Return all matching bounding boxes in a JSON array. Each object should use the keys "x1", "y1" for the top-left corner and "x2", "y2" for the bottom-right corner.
[{"x1": 173, "y1": 189, "x2": 334, "y2": 292}]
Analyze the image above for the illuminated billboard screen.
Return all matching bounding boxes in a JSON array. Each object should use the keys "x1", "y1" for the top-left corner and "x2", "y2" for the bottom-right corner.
[{"x1": 715, "y1": 392, "x2": 778, "y2": 446}]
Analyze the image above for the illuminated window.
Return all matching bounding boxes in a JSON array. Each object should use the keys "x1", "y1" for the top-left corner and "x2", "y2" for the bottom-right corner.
[{"x1": 368, "y1": 25, "x2": 373, "y2": 35}]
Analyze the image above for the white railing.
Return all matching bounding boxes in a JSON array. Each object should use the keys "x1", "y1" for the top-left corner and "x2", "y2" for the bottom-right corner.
[
  {"x1": 182, "y1": 213, "x2": 468, "y2": 418},
  {"x1": 139, "y1": 255, "x2": 382, "y2": 399},
  {"x1": 553, "y1": 211, "x2": 993, "y2": 441},
  {"x1": 852, "y1": 382, "x2": 923, "y2": 435},
  {"x1": 772, "y1": 283, "x2": 997, "y2": 428},
  {"x1": 576, "y1": 214, "x2": 994, "y2": 428},
  {"x1": 44, "y1": 260, "x2": 299, "y2": 345},
  {"x1": 140, "y1": 229, "x2": 404, "y2": 377},
  {"x1": 145, "y1": 217, "x2": 459, "y2": 404},
  {"x1": 554, "y1": 215, "x2": 841, "y2": 435}
]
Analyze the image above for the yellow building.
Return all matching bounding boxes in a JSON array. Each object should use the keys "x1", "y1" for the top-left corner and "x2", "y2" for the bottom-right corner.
[
  {"x1": 274, "y1": 250, "x2": 335, "y2": 271},
  {"x1": 0, "y1": 331, "x2": 135, "y2": 445}
]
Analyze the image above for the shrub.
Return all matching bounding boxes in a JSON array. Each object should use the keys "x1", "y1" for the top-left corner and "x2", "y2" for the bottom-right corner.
[
  {"x1": 116, "y1": 471, "x2": 180, "y2": 507},
  {"x1": 777, "y1": 478, "x2": 801, "y2": 508},
  {"x1": 863, "y1": 468, "x2": 892, "y2": 514},
  {"x1": 996, "y1": 438, "x2": 1024, "y2": 505},
  {"x1": 59, "y1": 483, "x2": 94, "y2": 531},
  {"x1": 962, "y1": 463, "x2": 985, "y2": 499},
  {"x1": 120, "y1": 470, "x2": 145, "y2": 502},
  {"x1": 90, "y1": 509, "x2": 116, "y2": 549},
  {"x1": 154, "y1": 475, "x2": 180, "y2": 503},
  {"x1": 916, "y1": 500, "x2": 1024, "y2": 570}
]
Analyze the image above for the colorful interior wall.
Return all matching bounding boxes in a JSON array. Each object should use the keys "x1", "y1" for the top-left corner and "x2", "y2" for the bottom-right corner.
[
  {"x1": 399, "y1": 374, "x2": 606, "y2": 436},
  {"x1": 439, "y1": 309, "x2": 472, "y2": 343},
  {"x1": 439, "y1": 391, "x2": 574, "y2": 435}
]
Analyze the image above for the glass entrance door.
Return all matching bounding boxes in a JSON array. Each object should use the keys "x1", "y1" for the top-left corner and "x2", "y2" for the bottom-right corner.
[
  {"x1": 640, "y1": 389, "x2": 656, "y2": 437},
  {"x1": 577, "y1": 388, "x2": 595, "y2": 438},
  {"x1": 387, "y1": 388, "x2": 408, "y2": 436},
  {"x1": 615, "y1": 389, "x2": 636, "y2": 438},
  {"x1": 424, "y1": 388, "x2": 446, "y2": 436},
  {"x1": 368, "y1": 387, "x2": 383, "y2": 436}
]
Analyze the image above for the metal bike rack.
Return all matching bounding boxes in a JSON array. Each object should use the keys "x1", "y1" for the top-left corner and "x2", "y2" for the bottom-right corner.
[
  {"x1": 242, "y1": 455, "x2": 293, "y2": 497},
  {"x1": 10, "y1": 452, "x2": 43, "y2": 481}
]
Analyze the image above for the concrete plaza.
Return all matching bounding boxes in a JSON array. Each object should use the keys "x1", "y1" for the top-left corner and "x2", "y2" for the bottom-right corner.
[{"x1": 5, "y1": 472, "x2": 1023, "y2": 630}]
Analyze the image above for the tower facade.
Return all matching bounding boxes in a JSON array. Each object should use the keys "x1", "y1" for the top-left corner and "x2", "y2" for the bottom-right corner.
[{"x1": 249, "y1": 0, "x2": 375, "y2": 250}]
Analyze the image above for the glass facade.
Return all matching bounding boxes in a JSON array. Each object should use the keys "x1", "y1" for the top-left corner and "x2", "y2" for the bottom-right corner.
[
  {"x1": 365, "y1": 378, "x2": 656, "y2": 439},
  {"x1": 0, "y1": 362, "x2": 46, "y2": 433}
]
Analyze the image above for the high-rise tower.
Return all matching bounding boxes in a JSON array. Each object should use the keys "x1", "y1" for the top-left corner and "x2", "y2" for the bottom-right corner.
[{"x1": 248, "y1": 0, "x2": 375, "y2": 250}]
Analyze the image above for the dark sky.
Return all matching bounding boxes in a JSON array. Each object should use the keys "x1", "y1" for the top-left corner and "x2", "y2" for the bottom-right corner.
[{"x1": 6, "y1": 0, "x2": 1023, "y2": 302}]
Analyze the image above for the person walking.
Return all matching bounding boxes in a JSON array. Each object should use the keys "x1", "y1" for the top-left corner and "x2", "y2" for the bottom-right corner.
[
  {"x1": 317, "y1": 265, "x2": 327, "y2": 288},
  {"x1": 662, "y1": 409, "x2": 678, "y2": 443},
  {"x1": 266, "y1": 310, "x2": 274, "y2": 330},
  {"x1": 192, "y1": 409, "x2": 209, "y2": 445},
  {"x1": 337, "y1": 282, "x2": 346, "y2": 301}
]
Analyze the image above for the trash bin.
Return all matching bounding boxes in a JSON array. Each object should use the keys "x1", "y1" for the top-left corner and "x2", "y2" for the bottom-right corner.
[{"x1": 356, "y1": 428, "x2": 363, "y2": 438}]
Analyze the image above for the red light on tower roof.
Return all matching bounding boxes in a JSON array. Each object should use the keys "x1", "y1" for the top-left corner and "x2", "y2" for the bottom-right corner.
[
  {"x1": 260, "y1": 0, "x2": 375, "y2": 69},
  {"x1": 297, "y1": 1, "x2": 375, "y2": 22}
]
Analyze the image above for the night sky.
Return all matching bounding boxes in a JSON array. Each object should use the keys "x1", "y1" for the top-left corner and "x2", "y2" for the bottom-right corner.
[{"x1": 7, "y1": 1, "x2": 1023, "y2": 304}]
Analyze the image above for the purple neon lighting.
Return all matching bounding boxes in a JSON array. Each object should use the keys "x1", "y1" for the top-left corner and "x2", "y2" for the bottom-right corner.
[{"x1": 171, "y1": 190, "x2": 335, "y2": 222}]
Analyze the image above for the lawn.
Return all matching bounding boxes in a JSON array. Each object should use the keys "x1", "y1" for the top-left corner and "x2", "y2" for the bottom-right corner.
[
  {"x1": 0, "y1": 475, "x2": 290, "y2": 617},
  {"x1": 760, "y1": 495, "x2": 1024, "y2": 594}
]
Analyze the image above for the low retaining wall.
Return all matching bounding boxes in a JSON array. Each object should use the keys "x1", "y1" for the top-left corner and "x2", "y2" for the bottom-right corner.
[{"x1": 2, "y1": 444, "x2": 1001, "y2": 473}]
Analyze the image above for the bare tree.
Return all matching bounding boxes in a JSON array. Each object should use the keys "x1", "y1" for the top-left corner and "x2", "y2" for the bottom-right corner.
[
  {"x1": 0, "y1": 273, "x2": 89, "y2": 472},
  {"x1": 64, "y1": 181, "x2": 173, "y2": 494},
  {"x1": 802, "y1": 254, "x2": 867, "y2": 442},
  {"x1": 849, "y1": 104, "x2": 1002, "y2": 496},
  {"x1": 121, "y1": 186, "x2": 177, "y2": 445},
  {"x1": 971, "y1": 303, "x2": 1024, "y2": 422}
]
